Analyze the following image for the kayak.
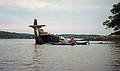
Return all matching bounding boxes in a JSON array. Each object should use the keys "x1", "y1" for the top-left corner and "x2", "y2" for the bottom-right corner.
[
  {"x1": 76, "y1": 42, "x2": 87, "y2": 45},
  {"x1": 51, "y1": 42, "x2": 87, "y2": 45},
  {"x1": 51, "y1": 43, "x2": 75, "y2": 45}
]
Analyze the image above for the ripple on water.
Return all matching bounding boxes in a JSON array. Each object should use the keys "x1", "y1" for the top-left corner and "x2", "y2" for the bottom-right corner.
[{"x1": 0, "y1": 40, "x2": 120, "y2": 71}]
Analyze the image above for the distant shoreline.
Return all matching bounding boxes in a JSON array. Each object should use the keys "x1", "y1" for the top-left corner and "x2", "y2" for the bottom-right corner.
[
  {"x1": 0, "y1": 31, "x2": 119, "y2": 41},
  {"x1": 0, "y1": 31, "x2": 34, "y2": 39}
]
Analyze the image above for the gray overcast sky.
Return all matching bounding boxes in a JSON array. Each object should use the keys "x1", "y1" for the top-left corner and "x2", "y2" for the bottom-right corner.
[{"x1": 0, "y1": 0, "x2": 119, "y2": 34}]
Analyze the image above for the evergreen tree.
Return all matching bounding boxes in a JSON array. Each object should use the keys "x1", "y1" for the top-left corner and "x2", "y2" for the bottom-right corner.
[{"x1": 103, "y1": 2, "x2": 120, "y2": 31}]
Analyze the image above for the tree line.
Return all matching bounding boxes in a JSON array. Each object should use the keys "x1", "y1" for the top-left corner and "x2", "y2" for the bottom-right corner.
[{"x1": 0, "y1": 31, "x2": 34, "y2": 39}]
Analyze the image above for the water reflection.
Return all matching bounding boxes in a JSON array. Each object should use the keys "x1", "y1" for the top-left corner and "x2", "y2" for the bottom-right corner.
[
  {"x1": 31, "y1": 45, "x2": 44, "y2": 71},
  {"x1": 0, "y1": 39, "x2": 120, "y2": 71},
  {"x1": 111, "y1": 42, "x2": 120, "y2": 71},
  {"x1": 29, "y1": 42, "x2": 120, "y2": 71}
]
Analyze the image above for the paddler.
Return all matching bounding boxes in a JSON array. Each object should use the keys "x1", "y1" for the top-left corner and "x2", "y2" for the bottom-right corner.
[
  {"x1": 59, "y1": 36, "x2": 65, "y2": 44},
  {"x1": 68, "y1": 37, "x2": 76, "y2": 44}
]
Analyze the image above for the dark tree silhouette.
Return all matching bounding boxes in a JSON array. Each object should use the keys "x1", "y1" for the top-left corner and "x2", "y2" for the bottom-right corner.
[{"x1": 103, "y1": 2, "x2": 120, "y2": 31}]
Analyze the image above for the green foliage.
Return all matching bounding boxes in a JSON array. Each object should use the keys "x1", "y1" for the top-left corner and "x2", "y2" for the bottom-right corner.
[
  {"x1": 0, "y1": 31, "x2": 34, "y2": 39},
  {"x1": 103, "y1": 2, "x2": 120, "y2": 31}
]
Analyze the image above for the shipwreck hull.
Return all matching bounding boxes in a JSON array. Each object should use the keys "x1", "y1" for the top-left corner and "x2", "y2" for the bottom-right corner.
[
  {"x1": 35, "y1": 35, "x2": 60, "y2": 44},
  {"x1": 29, "y1": 19, "x2": 60, "y2": 44}
]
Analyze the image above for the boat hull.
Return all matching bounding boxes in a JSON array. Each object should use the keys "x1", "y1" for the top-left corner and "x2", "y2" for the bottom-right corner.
[
  {"x1": 51, "y1": 43, "x2": 75, "y2": 45},
  {"x1": 51, "y1": 42, "x2": 87, "y2": 45}
]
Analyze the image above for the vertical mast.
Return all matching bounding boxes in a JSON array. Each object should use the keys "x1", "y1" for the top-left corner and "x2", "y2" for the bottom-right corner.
[
  {"x1": 29, "y1": 19, "x2": 46, "y2": 44},
  {"x1": 33, "y1": 19, "x2": 39, "y2": 37}
]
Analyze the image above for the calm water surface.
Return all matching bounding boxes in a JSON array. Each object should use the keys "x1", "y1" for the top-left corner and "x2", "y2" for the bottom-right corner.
[{"x1": 0, "y1": 39, "x2": 120, "y2": 71}]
